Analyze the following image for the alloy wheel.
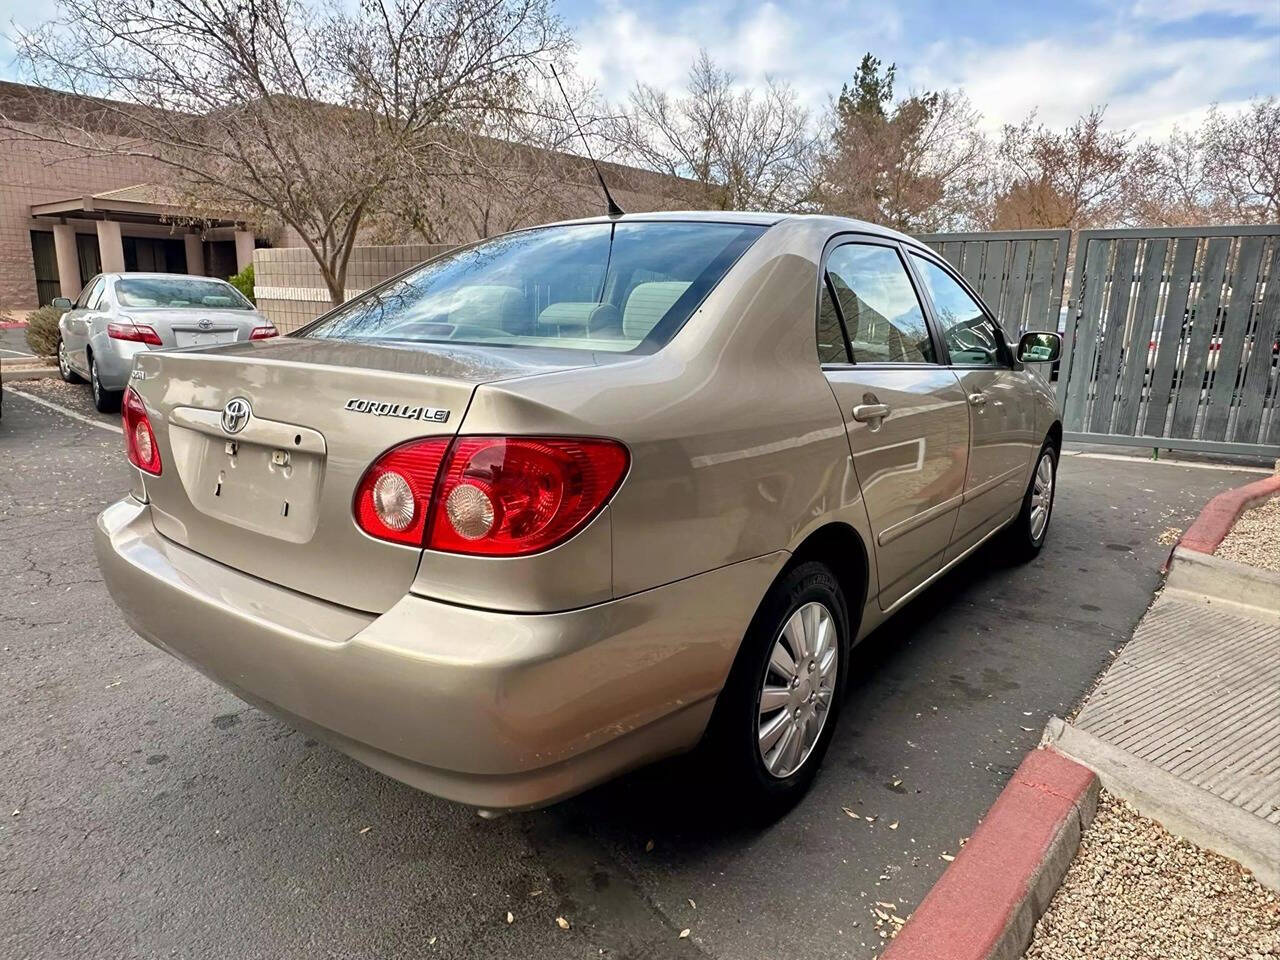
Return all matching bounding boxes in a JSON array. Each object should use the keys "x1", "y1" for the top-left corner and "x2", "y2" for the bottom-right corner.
[
  {"x1": 58, "y1": 341, "x2": 70, "y2": 378},
  {"x1": 1030, "y1": 451, "x2": 1054, "y2": 541},
  {"x1": 757, "y1": 601, "x2": 838, "y2": 779}
]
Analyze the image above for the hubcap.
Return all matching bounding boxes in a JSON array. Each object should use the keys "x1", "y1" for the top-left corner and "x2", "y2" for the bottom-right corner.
[
  {"x1": 1030, "y1": 452, "x2": 1054, "y2": 541},
  {"x1": 91, "y1": 362, "x2": 100, "y2": 400},
  {"x1": 58, "y1": 341, "x2": 68, "y2": 375},
  {"x1": 757, "y1": 601, "x2": 838, "y2": 779}
]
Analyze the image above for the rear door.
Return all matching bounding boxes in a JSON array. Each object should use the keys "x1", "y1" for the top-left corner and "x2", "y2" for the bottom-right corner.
[
  {"x1": 907, "y1": 251, "x2": 1038, "y2": 561},
  {"x1": 819, "y1": 238, "x2": 970, "y2": 610}
]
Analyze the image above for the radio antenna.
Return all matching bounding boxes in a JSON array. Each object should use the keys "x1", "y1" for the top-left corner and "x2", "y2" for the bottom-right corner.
[{"x1": 549, "y1": 63, "x2": 624, "y2": 218}]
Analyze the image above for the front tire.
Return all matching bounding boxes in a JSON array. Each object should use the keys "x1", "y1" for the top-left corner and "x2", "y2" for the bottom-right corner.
[
  {"x1": 705, "y1": 561, "x2": 850, "y2": 814},
  {"x1": 90, "y1": 355, "x2": 120, "y2": 413},
  {"x1": 1005, "y1": 441, "x2": 1057, "y2": 562},
  {"x1": 58, "y1": 339, "x2": 83, "y2": 383}
]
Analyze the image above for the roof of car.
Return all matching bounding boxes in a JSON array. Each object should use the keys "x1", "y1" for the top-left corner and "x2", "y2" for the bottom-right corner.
[
  {"x1": 545, "y1": 210, "x2": 927, "y2": 250},
  {"x1": 106, "y1": 273, "x2": 231, "y2": 281}
]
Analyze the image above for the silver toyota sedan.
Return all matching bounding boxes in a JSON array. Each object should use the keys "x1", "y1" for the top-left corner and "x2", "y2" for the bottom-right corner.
[
  {"x1": 95, "y1": 213, "x2": 1062, "y2": 814},
  {"x1": 54, "y1": 272, "x2": 277, "y2": 412}
]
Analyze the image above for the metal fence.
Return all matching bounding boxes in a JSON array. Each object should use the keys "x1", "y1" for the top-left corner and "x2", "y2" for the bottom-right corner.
[
  {"x1": 1057, "y1": 226, "x2": 1280, "y2": 457},
  {"x1": 919, "y1": 229, "x2": 1071, "y2": 337}
]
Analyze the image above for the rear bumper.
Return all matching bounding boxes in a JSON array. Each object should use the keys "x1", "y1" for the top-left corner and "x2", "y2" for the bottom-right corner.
[{"x1": 95, "y1": 496, "x2": 782, "y2": 810}]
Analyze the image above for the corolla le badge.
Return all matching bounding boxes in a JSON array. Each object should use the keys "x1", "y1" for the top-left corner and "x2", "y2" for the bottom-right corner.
[
  {"x1": 221, "y1": 397, "x2": 252, "y2": 434},
  {"x1": 344, "y1": 398, "x2": 450, "y2": 423}
]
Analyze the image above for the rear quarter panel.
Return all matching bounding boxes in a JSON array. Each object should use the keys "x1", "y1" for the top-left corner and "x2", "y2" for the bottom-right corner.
[{"x1": 449, "y1": 218, "x2": 875, "y2": 606}]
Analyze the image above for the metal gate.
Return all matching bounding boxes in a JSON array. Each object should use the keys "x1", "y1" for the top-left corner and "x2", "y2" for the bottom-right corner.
[
  {"x1": 919, "y1": 229, "x2": 1071, "y2": 337},
  {"x1": 1058, "y1": 226, "x2": 1280, "y2": 457}
]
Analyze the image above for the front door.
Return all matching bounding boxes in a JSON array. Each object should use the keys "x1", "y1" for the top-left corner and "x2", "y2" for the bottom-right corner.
[
  {"x1": 819, "y1": 240, "x2": 970, "y2": 610},
  {"x1": 63, "y1": 275, "x2": 105, "y2": 374},
  {"x1": 908, "y1": 252, "x2": 1038, "y2": 560}
]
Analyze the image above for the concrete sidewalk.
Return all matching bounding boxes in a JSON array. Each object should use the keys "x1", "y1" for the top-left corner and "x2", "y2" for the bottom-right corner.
[{"x1": 1048, "y1": 580, "x2": 1280, "y2": 890}]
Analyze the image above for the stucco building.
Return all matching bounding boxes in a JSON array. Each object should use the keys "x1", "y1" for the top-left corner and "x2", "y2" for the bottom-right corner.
[
  {"x1": 0, "y1": 82, "x2": 270, "y2": 310},
  {"x1": 1, "y1": 80, "x2": 688, "y2": 314}
]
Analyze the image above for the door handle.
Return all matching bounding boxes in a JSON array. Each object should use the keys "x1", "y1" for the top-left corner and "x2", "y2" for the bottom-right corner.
[
  {"x1": 851, "y1": 403, "x2": 891, "y2": 423},
  {"x1": 968, "y1": 392, "x2": 988, "y2": 407}
]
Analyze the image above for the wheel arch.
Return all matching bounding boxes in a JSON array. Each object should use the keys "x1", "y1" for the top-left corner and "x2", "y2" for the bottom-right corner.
[
  {"x1": 1046, "y1": 419, "x2": 1063, "y2": 454},
  {"x1": 780, "y1": 522, "x2": 870, "y2": 639}
]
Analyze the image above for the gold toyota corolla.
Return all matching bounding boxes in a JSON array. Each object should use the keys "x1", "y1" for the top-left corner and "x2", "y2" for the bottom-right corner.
[{"x1": 96, "y1": 213, "x2": 1062, "y2": 813}]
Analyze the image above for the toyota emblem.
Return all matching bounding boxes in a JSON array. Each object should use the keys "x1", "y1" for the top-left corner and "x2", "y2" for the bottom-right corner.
[
  {"x1": 221, "y1": 397, "x2": 251, "y2": 434},
  {"x1": 197, "y1": 318, "x2": 214, "y2": 330}
]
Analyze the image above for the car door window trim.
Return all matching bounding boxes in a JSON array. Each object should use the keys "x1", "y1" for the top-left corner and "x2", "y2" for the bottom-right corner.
[
  {"x1": 904, "y1": 248, "x2": 1013, "y2": 370},
  {"x1": 816, "y1": 236, "x2": 943, "y2": 367}
]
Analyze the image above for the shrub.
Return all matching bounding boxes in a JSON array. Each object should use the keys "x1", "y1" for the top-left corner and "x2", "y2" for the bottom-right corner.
[
  {"x1": 228, "y1": 263, "x2": 255, "y2": 304},
  {"x1": 25, "y1": 305, "x2": 63, "y2": 358}
]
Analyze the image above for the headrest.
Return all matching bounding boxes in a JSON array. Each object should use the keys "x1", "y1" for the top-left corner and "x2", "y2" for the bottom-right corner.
[
  {"x1": 622, "y1": 281, "x2": 691, "y2": 340},
  {"x1": 537, "y1": 301, "x2": 621, "y2": 335},
  {"x1": 447, "y1": 285, "x2": 528, "y2": 333}
]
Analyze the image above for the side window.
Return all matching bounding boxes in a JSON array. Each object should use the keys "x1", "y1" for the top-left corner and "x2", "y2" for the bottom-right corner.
[
  {"x1": 825, "y1": 244, "x2": 934, "y2": 364},
  {"x1": 816, "y1": 281, "x2": 849, "y2": 363},
  {"x1": 910, "y1": 254, "x2": 1004, "y2": 366},
  {"x1": 75, "y1": 276, "x2": 102, "y2": 309}
]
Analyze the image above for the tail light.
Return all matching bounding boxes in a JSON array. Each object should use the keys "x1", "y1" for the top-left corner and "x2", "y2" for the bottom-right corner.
[
  {"x1": 122, "y1": 387, "x2": 162, "y2": 475},
  {"x1": 352, "y1": 438, "x2": 451, "y2": 546},
  {"x1": 108, "y1": 321, "x2": 163, "y2": 346},
  {"x1": 353, "y1": 436, "x2": 629, "y2": 555},
  {"x1": 249, "y1": 325, "x2": 278, "y2": 340}
]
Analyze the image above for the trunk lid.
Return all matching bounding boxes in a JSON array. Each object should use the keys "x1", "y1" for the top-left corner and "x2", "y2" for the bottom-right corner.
[
  {"x1": 125, "y1": 307, "x2": 263, "y2": 348},
  {"x1": 129, "y1": 336, "x2": 593, "y2": 612}
]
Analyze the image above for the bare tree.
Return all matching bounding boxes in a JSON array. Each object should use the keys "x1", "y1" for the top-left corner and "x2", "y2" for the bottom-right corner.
[
  {"x1": 611, "y1": 50, "x2": 817, "y2": 212},
  {"x1": 992, "y1": 107, "x2": 1133, "y2": 229},
  {"x1": 1124, "y1": 128, "x2": 1220, "y2": 226},
  {"x1": 1113, "y1": 96, "x2": 1278, "y2": 227},
  {"x1": 5, "y1": 0, "x2": 570, "y2": 304},
  {"x1": 1202, "y1": 96, "x2": 1280, "y2": 224},
  {"x1": 817, "y1": 55, "x2": 990, "y2": 231},
  {"x1": 369, "y1": 71, "x2": 613, "y2": 244}
]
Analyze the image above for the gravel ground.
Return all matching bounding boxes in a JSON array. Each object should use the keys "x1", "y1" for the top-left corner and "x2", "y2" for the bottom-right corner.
[
  {"x1": 1216, "y1": 492, "x2": 1280, "y2": 573},
  {"x1": 1026, "y1": 792, "x2": 1280, "y2": 960}
]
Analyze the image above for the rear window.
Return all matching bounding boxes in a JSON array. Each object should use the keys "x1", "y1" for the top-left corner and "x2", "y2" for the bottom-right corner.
[
  {"x1": 115, "y1": 276, "x2": 252, "y2": 309},
  {"x1": 302, "y1": 221, "x2": 767, "y2": 352}
]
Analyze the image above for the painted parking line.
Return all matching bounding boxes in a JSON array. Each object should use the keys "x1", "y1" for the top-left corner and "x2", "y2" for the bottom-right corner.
[
  {"x1": 1, "y1": 346, "x2": 35, "y2": 357},
  {"x1": 5, "y1": 385, "x2": 121, "y2": 434}
]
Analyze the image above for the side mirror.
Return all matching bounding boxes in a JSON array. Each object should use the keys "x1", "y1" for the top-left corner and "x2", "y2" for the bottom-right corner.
[
  {"x1": 1017, "y1": 331, "x2": 1062, "y2": 364},
  {"x1": 51, "y1": 297, "x2": 73, "y2": 310}
]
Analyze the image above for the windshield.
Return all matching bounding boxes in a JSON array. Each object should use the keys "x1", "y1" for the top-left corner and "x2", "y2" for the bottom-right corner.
[
  {"x1": 302, "y1": 221, "x2": 767, "y2": 352},
  {"x1": 115, "y1": 276, "x2": 253, "y2": 310}
]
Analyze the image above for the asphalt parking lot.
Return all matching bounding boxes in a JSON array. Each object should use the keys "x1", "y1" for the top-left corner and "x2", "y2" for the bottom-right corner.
[
  {"x1": 1, "y1": 381, "x2": 1266, "y2": 960},
  {"x1": 1, "y1": 325, "x2": 36, "y2": 359}
]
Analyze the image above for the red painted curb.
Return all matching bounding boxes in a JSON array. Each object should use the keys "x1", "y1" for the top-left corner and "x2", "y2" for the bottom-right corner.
[
  {"x1": 1178, "y1": 472, "x2": 1280, "y2": 555},
  {"x1": 881, "y1": 748, "x2": 1096, "y2": 960},
  {"x1": 0, "y1": 321, "x2": 27, "y2": 329}
]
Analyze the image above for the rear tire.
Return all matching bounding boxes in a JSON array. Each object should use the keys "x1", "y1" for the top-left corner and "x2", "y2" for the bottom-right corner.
[
  {"x1": 58, "y1": 339, "x2": 83, "y2": 384},
  {"x1": 704, "y1": 561, "x2": 850, "y2": 815},
  {"x1": 90, "y1": 355, "x2": 120, "y2": 413},
  {"x1": 1004, "y1": 441, "x2": 1057, "y2": 562}
]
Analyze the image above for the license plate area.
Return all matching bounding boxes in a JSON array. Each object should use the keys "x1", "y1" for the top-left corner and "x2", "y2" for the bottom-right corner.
[
  {"x1": 168, "y1": 425, "x2": 324, "y2": 543},
  {"x1": 175, "y1": 330, "x2": 236, "y2": 347}
]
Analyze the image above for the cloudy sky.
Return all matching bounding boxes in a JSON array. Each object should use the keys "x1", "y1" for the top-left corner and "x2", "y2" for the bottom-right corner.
[{"x1": 3, "y1": 0, "x2": 1277, "y2": 137}]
